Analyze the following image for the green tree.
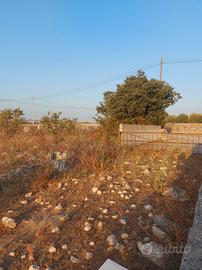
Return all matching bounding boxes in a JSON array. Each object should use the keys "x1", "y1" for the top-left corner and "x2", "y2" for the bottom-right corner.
[
  {"x1": 164, "y1": 115, "x2": 177, "y2": 123},
  {"x1": 40, "y1": 112, "x2": 77, "y2": 135},
  {"x1": 0, "y1": 108, "x2": 24, "y2": 135},
  {"x1": 175, "y1": 113, "x2": 189, "y2": 123},
  {"x1": 96, "y1": 71, "x2": 181, "y2": 126},
  {"x1": 189, "y1": 113, "x2": 202, "y2": 123}
]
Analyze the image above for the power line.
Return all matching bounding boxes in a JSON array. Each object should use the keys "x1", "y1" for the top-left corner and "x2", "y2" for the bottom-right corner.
[
  {"x1": 164, "y1": 59, "x2": 202, "y2": 64},
  {"x1": 1, "y1": 57, "x2": 202, "y2": 104},
  {"x1": 21, "y1": 57, "x2": 202, "y2": 99},
  {"x1": 37, "y1": 62, "x2": 160, "y2": 99},
  {"x1": 0, "y1": 98, "x2": 96, "y2": 111},
  {"x1": 35, "y1": 98, "x2": 95, "y2": 110}
]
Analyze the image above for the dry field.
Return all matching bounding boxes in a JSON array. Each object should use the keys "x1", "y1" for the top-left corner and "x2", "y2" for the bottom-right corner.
[{"x1": 0, "y1": 129, "x2": 202, "y2": 270}]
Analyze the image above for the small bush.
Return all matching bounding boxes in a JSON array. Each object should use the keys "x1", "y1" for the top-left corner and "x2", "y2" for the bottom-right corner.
[
  {"x1": 40, "y1": 112, "x2": 77, "y2": 135},
  {"x1": 0, "y1": 108, "x2": 24, "y2": 136}
]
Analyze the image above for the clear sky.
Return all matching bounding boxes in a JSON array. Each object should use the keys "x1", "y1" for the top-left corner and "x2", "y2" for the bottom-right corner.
[{"x1": 0, "y1": 0, "x2": 202, "y2": 121}]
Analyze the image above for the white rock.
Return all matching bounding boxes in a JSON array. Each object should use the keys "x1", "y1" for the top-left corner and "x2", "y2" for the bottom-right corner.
[
  {"x1": 84, "y1": 222, "x2": 92, "y2": 232},
  {"x1": 124, "y1": 161, "x2": 131, "y2": 165},
  {"x1": 107, "y1": 176, "x2": 113, "y2": 181},
  {"x1": 89, "y1": 241, "x2": 95, "y2": 246},
  {"x1": 121, "y1": 233, "x2": 129, "y2": 240},
  {"x1": 98, "y1": 221, "x2": 103, "y2": 228},
  {"x1": 92, "y1": 187, "x2": 98, "y2": 193},
  {"x1": 48, "y1": 246, "x2": 57, "y2": 253},
  {"x1": 25, "y1": 192, "x2": 32, "y2": 198},
  {"x1": 2, "y1": 217, "x2": 16, "y2": 229},
  {"x1": 51, "y1": 226, "x2": 60, "y2": 233},
  {"x1": 88, "y1": 217, "x2": 94, "y2": 221},
  {"x1": 9, "y1": 252, "x2": 15, "y2": 257},
  {"x1": 144, "y1": 204, "x2": 153, "y2": 211},
  {"x1": 107, "y1": 234, "x2": 118, "y2": 246},
  {"x1": 109, "y1": 200, "x2": 115, "y2": 204},
  {"x1": 7, "y1": 210, "x2": 14, "y2": 214},
  {"x1": 102, "y1": 209, "x2": 108, "y2": 214},
  {"x1": 54, "y1": 204, "x2": 63, "y2": 211},
  {"x1": 70, "y1": 256, "x2": 79, "y2": 263},
  {"x1": 148, "y1": 213, "x2": 153, "y2": 219},
  {"x1": 130, "y1": 204, "x2": 136, "y2": 209},
  {"x1": 97, "y1": 190, "x2": 102, "y2": 195},
  {"x1": 137, "y1": 241, "x2": 167, "y2": 268},
  {"x1": 134, "y1": 187, "x2": 140, "y2": 192},
  {"x1": 112, "y1": 215, "x2": 118, "y2": 219},
  {"x1": 21, "y1": 200, "x2": 28, "y2": 205},
  {"x1": 21, "y1": 254, "x2": 26, "y2": 259},
  {"x1": 86, "y1": 252, "x2": 93, "y2": 260},
  {"x1": 84, "y1": 196, "x2": 89, "y2": 201},
  {"x1": 119, "y1": 219, "x2": 127, "y2": 225},
  {"x1": 57, "y1": 182, "x2": 62, "y2": 189},
  {"x1": 29, "y1": 265, "x2": 40, "y2": 270},
  {"x1": 62, "y1": 244, "x2": 68, "y2": 250}
]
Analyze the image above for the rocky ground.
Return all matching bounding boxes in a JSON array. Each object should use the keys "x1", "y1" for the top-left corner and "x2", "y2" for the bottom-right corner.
[{"x1": 0, "y1": 148, "x2": 202, "y2": 270}]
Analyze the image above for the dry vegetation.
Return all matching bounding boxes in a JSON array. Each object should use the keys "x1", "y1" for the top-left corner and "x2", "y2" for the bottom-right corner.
[{"x1": 0, "y1": 127, "x2": 202, "y2": 270}]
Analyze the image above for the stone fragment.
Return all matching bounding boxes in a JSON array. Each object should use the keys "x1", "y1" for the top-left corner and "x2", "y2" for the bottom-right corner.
[
  {"x1": 137, "y1": 241, "x2": 168, "y2": 268},
  {"x1": 29, "y1": 265, "x2": 40, "y2": 270},
  {"x1": 107, "y1": 234, "x2": 118, "y2": 246},
  {"x1": 1, "y1": 217, "x2": 16, "y2": 229},
  {"x1": 70, "y1": 256, "x2": 79, "y2": 263},
  {"x1": 162, "y1": 186, "x2": 189, "y2": 201},
  {"x1": 152, "y1": 225, "x2": 167, "y2": 240},
  {"x1": 48, "y1": 246, "x2": 57, "y2": 253},
  {"x1": 85, "y1": 252, "x2": 93, "y2": 260}
]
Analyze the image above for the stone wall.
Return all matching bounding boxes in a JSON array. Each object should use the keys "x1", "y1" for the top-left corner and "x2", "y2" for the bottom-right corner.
[
  {"x1": 119, "y1": 124, "x2": 202, "y2": 154},
  {"x1": 180, "y1": 184, "x2": 202, "y2": 270},
  {"x1": 165, "y1": 123, "x2": 202, "y2": 134}
]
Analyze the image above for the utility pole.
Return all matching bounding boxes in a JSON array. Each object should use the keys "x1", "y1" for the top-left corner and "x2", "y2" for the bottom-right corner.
[
  {"x1": 32, "y1": 97, "x2": 35, "y2": 124},
  {"x1": 160, "y1": 56, "x2": 163, "y2": 81}
]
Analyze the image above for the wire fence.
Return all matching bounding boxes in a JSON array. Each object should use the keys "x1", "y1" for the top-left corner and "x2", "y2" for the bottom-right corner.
[{"x1": 120, "y1": 125, "x2": 202, "y2": 154}]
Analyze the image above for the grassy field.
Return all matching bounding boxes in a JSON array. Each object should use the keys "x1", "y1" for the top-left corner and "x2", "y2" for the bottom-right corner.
[{"x1": 0, "y1": 128, "x2": 202, "y2": 270}]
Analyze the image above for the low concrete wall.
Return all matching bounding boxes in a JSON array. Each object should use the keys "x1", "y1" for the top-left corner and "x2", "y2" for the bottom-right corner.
[
  {"x1": 119, "y1": 124, "x2": 162, "y2": 133},
  {"x1": 119, "y1": 124, "x2": 202, "y2": 154},
  {"x1": 180, "y1": 184, "x2": 202, "y2": 270},
  {"x1": 165, "y1": 123, "x2": 202, "y2": 134}
]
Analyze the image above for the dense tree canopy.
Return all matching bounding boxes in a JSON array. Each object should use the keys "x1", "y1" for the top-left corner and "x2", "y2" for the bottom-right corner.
[{"x1": 96, "y1": 71, "x2": 181, "y2": 125}]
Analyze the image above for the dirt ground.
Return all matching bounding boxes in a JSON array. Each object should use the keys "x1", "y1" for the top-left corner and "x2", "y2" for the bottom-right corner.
[{"x1": 0, "y1": 142, "x2": 202, "y2": 270}]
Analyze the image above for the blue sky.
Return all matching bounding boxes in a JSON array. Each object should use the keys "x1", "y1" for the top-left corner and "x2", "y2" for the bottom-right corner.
[{"x1": 0, "y1": 0, "x2": 202, "y2": 121}]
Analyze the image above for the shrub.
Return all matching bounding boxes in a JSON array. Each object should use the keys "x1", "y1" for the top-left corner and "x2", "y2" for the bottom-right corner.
[
  {"x1": 40, "y1": 112, "x2": 77, "y2": 135},
  {"x1": 0, "y1": 108, "x2": 24, "y2": 136}
]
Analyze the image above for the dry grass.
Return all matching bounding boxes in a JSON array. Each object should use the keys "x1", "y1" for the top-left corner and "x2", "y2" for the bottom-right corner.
[{"x1": 0, "y1": 128, "x2": 201, "y2": 270}]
